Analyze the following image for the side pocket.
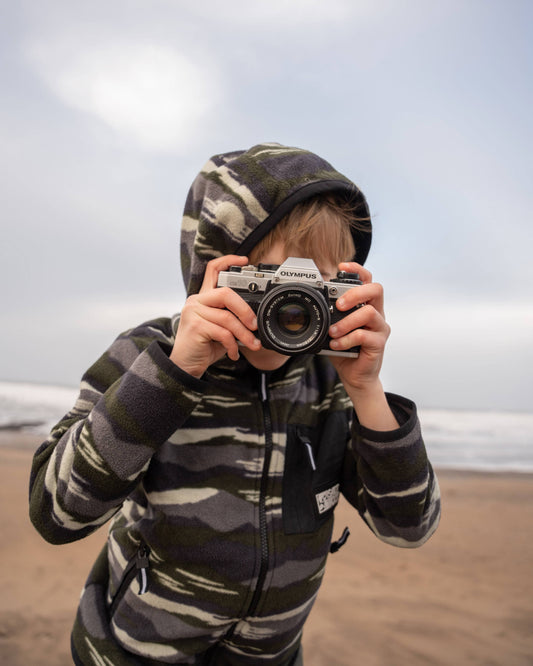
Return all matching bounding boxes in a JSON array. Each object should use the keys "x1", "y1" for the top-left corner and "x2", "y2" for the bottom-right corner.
[{"x1": 109, "y1": 542, "x2": 150, "y2": 617}]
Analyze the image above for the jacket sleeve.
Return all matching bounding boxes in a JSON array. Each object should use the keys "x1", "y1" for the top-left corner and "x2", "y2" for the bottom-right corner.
[
  {"x1": 29, "y1": 322, "x2": 206, "y2": 545},
  {"x1": 341, "y1": 393, "x2": 441, "y2": 548}
]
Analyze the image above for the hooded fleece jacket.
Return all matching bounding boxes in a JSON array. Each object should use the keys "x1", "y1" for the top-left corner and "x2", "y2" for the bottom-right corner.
[{"x1": 29, "y1": 143, "x2": 441, "y2": 665}]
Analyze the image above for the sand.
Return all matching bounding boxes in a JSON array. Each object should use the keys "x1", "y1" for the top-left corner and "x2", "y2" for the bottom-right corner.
[{"x1": 1, "y1": 432, "x2": 532, "y2": 665}]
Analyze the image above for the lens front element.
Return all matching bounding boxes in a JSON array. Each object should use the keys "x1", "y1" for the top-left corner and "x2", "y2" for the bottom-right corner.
[{"x1": 277, "y1": 303, "x2": 311, "y2": 335}]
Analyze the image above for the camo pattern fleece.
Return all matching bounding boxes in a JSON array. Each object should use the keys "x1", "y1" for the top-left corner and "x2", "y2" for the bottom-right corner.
[{"x1": 29, "y1": 143, "x2": 440, "y2": 665}]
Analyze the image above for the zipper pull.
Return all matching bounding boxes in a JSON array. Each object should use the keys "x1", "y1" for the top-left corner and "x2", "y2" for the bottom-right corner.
[
  {"x1": 297, "y1": 429, "x2": 317, "y2": 471},
  {"x1": 303, "y1": 440, "x2": 316, "y2": 470},
  {"x1": 260, "y1": 372, "x2": 268, "y2": 402},
  {"x1": 330, "y1": 526, "x2": 351, "y2": 553},
  {"x1": 136, "y1": 544, "x2": 150, "y2": 595}
]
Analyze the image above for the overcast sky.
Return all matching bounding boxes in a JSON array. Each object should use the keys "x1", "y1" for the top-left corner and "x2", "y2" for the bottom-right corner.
[{"x1": 1, "y1": 0, "x2": 532, "y2": 411}]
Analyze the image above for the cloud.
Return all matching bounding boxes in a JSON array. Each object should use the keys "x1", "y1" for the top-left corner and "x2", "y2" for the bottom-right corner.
[
  {"x1": 190, "y1": 0, "x2": 359, "y2": 23},
  {"x1": 73, "y1": 297, "x2": 184, "y2": 334},
  {"x1": 389, "y1": 300, "x2": 533, "y2": 350},
  {"x1": 383, "y1": 299, "x2": 533, "y2": 410},
  {"x1": 24, "y1": 38, "x2": 220, "y2": 152}
]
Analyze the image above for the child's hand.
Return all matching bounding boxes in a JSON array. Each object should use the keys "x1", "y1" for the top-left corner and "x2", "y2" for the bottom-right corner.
[
  {"x1": 327, "y1": 262, "x2": 391, "y2": 394},
  {"x1": 170, "y1": 255, "x2": 261, "y2": 378}
]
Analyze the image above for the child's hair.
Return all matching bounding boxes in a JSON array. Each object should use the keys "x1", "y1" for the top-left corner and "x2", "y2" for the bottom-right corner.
[{"x1": 248, "y1": 194, "x2": 368, "y2": 268}]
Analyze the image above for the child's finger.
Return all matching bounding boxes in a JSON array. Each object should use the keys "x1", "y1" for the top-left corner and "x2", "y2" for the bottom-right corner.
[
  {"x1": 196, "y1": 302, "x2": 260, "y2": 351},
  {"x1": 201, "y1": 255, "x2": 249, "y2": 291},
  {"x1": 338, "y1": 262, "x2": 373, "y2": 284},
  {"x1": 199, "y1": 287, "x2": 258, "y2": 331},
  {"x1": 335, "y1": 282, "x2": 385, "y2": 317},
  {"x1": 329, "y1": 304, "x2": 389, "y2": 341}
]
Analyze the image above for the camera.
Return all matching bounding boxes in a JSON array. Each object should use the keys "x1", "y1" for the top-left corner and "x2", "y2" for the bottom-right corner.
[{"x1": 217, "y1": 257, "x2": 363, "y2": 357}]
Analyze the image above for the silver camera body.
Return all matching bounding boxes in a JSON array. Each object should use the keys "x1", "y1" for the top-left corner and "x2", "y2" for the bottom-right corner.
[{"x1": 217, "y1": 257, "x2": 363, "y2": 357}]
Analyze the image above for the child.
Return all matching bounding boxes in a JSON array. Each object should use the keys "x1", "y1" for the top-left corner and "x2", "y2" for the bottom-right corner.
[{"x1": 29, "y1": 142, "x2": 441, "y2": 665}]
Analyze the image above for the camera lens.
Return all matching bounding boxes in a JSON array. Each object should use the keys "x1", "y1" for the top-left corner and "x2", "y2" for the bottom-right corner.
[
  {"x1": 277, "y1": 303, "x2": 310, "y2": 335},
  {"x1": 256, "y1": 285, "x2": 330, "y2": 355}
]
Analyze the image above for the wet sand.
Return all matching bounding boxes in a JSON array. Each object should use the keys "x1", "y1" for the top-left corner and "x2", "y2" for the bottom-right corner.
[{"x1": 1, "y1": 433, "x2": 532, "y2": 665}]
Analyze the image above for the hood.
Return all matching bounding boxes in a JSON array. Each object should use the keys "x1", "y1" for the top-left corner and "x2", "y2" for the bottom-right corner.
[{"x1": 180, "y1": 142, "x2": 372, "y2": 296}]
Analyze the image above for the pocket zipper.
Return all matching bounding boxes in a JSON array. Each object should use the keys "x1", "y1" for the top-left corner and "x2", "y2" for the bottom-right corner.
[
  {"x1": 136, "y1": 543, "x2": 150, "y2": 595},
  {"x1": 109, "y1": 542, "x2": 150, "y2": 616}
]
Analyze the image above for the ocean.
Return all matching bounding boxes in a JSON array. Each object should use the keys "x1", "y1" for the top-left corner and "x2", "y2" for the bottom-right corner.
[{"x1": 1, "y1": 381, "x2": 532, "y2": 472}]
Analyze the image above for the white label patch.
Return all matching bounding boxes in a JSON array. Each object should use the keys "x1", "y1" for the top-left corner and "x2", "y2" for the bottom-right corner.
[{"x1": 315, "y1": 484, "x2": 340, "y2": 514}]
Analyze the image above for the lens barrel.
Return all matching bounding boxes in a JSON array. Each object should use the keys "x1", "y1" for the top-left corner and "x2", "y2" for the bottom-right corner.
[{"x1": 256, "y1": 284, "x2": 330, "y2": 355}]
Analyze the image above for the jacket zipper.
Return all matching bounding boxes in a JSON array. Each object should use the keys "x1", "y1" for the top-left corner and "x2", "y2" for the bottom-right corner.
[
  {"x1": 222, "y1": 374, "x2": 273, "y2": 644},
  {"x1": 246, "y1": 372, "x2": 274, "y2": 617},
  {"x1": 109, "y1": 542, "x2": 150, "y2": 616}
]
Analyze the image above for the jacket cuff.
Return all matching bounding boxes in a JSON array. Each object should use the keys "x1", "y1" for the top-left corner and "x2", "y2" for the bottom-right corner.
[
  {"x1": 148, "y1": 340, "x2": 208, "y2": 394},
  {"x1": 351, "y1": 393, "x2": 429, "y2": 488},
  {"x1": 88, "y1": 341, "x2": 206, "y2": 476},
  {"x1": 352, "y1": 392, "x2": 418, "y2": 443}
]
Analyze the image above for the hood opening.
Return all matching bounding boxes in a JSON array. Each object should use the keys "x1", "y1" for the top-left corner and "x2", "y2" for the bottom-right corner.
[{"x1": 235, "y1": 179, "x2": 371, "y2": 264}]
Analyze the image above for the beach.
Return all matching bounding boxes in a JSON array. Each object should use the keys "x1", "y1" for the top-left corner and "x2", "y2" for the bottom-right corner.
[{"x1": 1, "y1": 432, "x2": 532, "y2": 665}]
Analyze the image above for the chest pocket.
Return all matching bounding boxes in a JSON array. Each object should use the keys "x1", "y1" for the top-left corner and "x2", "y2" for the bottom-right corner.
[{"x1": 283, "y1": 411, "x2": 350, "y2": 534}]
